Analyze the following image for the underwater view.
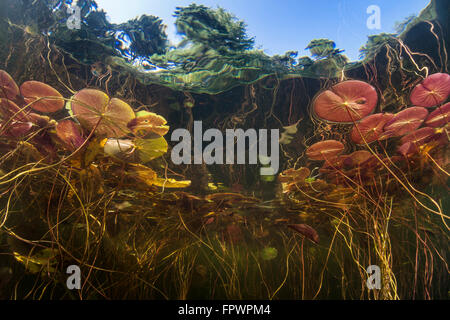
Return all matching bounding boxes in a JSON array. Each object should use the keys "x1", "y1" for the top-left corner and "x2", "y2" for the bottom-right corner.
[{"x1": 0, "y1": 0, "x2": 449, "y2": 301}]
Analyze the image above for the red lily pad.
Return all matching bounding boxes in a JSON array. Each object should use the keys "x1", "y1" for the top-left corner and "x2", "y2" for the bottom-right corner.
[
  {"x1": 397, "y1": 127, "x2": 439, "y2": 156},
  {"x1": 306, "y1": 140, "x2": 345, "y2": 161},
  {"x1": 343, "y1": 150, "x2": 374, "y2": 168},
  {"x1": 425, "y1": 102, "x2": 450, "y2": 127},
  {"x1": 1, "y1": 121, "x2": 33, "y2": 138},
  {"x1": 0, "y1": 98, "x2": 29, "y2": 121},
  {"x1": 410, "y1": 73, "x2": 450, "y2": 107},
  {"x1": 382, "y1": 107, "x2": 428, "y2": 138},
  {"x1": 350, "y1": 113, "x2": 394, "y2": 144},
  {"x1": 70, "y1": 89, "x2": 135, "y2": 138},
  {"x1": 56, "y1": 120, "x2": 86, "y2": 151},
  {"x1": 397, "y1": 142, "x2": 417, "y2": 157},
  {"x1": 400, "y1": 127, "x2": 439, "y2": 145},
  {"x1": 0, "y1": 70, "x2": 20, "y2": 101},
  {"x1": 313, "y1": 80, "x2": 378, "y2": 123},
  {"x1": 20, "y1": 81, "x2": 65, "y2": 113}
]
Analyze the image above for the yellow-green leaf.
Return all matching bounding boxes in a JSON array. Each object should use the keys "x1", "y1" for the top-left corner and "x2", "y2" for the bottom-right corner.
[
  {"x1": 135, "y1": 137, "x2": 168, "y2": 163},
  {"x1": 152, "y1": 178, "x2": 191, "y2": 188}
]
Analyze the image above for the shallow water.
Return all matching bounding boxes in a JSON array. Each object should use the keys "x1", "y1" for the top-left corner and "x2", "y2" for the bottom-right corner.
[{"x1": 0, "y1": 0, "x2": 448, "y2": 300}]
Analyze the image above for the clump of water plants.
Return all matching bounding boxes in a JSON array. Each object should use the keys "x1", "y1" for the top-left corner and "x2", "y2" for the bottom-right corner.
[{"x1": 279, "y1": 72, "x2": 449, "y2": 299}]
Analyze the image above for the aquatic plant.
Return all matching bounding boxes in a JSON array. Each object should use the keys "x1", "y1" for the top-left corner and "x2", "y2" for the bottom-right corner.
[
  {"x1": 350, "y1": 113, "x2": 394, "y2": 144},
  {"x1": 382, "y1": 107, "x2": 429, "y2": 138},
  {"x1": 312, "y1": 80, "x2": 378, "y2": 122},
  {"x1": 425, "y1": 102, "x2": 450, "y2": 127},
  {"x1": 276, "y1": 58, "x2": 449, "y2": 298},
  {"x1": 410, "y1": 73, "x2": 450, "y2": 107},
  {"x1": 305, "y1": 140, "x2": 345, "y2": 161}
]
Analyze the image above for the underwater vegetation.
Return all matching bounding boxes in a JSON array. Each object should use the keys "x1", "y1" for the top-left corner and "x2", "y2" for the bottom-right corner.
[{"x1": 0, "y1": 0, "x2": 449, "y2": 300}]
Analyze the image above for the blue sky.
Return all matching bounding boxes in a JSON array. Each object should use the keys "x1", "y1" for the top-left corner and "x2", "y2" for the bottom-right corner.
[{"x1": 94, "y1": 0, "x2": 431, "y2": 61}]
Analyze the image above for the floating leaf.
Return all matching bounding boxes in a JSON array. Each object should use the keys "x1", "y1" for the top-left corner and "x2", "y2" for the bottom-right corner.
[
  {"x1": 306, "y1": 140, "x2": 345, "y2": 161},
  {"x1": 410, "y1": 73, "x2": 450, "y2": 107},
  {"x1": 313, "y1": 80, "x2": 378, "y2": 123},
  {"x1": 397, "y1": 127, "x2": 440, "y2": 156},
  {"x1": 128, "y1": 111, "x2": 170, "y2": 137},
  {"x1": 425, "y1": 102, "x2": 450, "y2": 127},
  {"x1": 382, "y1": 107, "x2": 428, "y2": 138},
  {"x1": 350, "y1": 113, "x2": 394, "y2": 144},
  {"x1": 20, "y1": 81, "x2": 65, "y2": 113},
  {"x1": 135, "y1": 137, "x2": 168, "y2": 163},
  {"x1": 152, "y1": 178, "x2": 191, "y2": 188},
  {"x1": 70, "y1": 89, "x2": 135, "y2": 138},
  {"x1": 0, "y1": 70, "x2": 20, "y2": 100},
  {"x1": 0, "y1": 98, "x2": 28, "y2": 121}
]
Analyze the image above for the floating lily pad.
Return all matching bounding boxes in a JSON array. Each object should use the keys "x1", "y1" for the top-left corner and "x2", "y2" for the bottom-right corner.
[
  {"x1": 0, "y1": 98, "x2": 28, "y2": 121},
  {"x1": 382, "y1": 107, "x2": 428, "y2": 138},
  {"x1": 350, "y1": 113, "x2": 394, "y2": 144},
  {"x1": 20, "y1": 81, "x2": 65, "y2": 113},
  {"x1": 313, "y1": 80, "x2": 378, "y2": 123},
  {"x1": 135, "y1": 137, "x2": 168, "y2": 163},
  {"x1": 127, "y1": 111, "x2": 170, "y2": 137},
  {"x1": 2, "y1": 121, "x2": 33, "y2": 137},
  {"x1": 410, "y1": 73, "x2": 450, "y2": 107},
  {"x1": 152, "y1": 178, "x2": 191, "y2": 188},
  {"x1": 70, "y1": 89, "x2": 135, "y2": 138},
  {"x1": 397, "y1": 127, "x2": 440, "y2": 156},
  {"x1": 0, "y1": 70, "x2": 20, "y2": 100},
  {"x1": 306, "y1": 140, "x2": 345, "y2": 161},
  {"x1": 425, "y1": 102, "x2": 450, "y2": 127}
]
